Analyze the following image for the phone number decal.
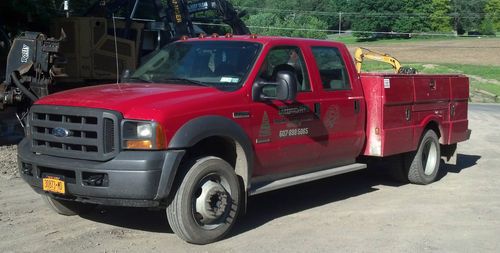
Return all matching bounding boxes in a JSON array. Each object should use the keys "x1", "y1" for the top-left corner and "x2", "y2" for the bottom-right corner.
[{"x1": 279, "y1": 128, "x2": 309, "y2": 138}]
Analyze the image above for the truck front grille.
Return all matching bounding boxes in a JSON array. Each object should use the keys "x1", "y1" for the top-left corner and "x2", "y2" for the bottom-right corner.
[{"x1": 30, "y1": 105, "x2": 121, "y2": 161}]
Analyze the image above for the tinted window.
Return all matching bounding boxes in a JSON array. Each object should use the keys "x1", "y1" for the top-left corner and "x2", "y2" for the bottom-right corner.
[
  {"x1": 132, "y1": 41, "x2": 261, "y2": 91},
  {"x1": 311, "y1": 47, "x2": 350, "y2": 91},
  {"x1": 258, "y1": 46, "x2": 311, "y2": 92}
]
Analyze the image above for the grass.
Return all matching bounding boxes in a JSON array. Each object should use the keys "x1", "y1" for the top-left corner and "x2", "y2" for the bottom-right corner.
[
  {"x1": 361, "y1": 61, "x2": 500, "y2": 98},
  {"x1": 328, "y1": 35, "x2": 359, "y2": 44},
  {"x1": 475, "y1": 83, "x2": 500, "y2": 96},
  {"x1": 326, "y1": 34, "x2": 500, "y2": 101}
]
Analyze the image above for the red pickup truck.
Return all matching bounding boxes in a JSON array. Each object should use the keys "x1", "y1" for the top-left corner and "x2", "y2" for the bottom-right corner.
[{"x1": 18, "y1": 35, "x2": 471, "y2": 244}]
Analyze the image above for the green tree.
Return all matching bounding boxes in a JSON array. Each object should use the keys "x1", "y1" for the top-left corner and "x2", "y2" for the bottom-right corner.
[
  {"x1": 292, "y1": 0, "x2": 345, "y2": 30},
  {"x1": 235, "y1": 0, "x2": 332, "y2": 39},
  {"x1": 231, "y1": 0, "x2": 351, "y2": 37},
  {"x1": 0, "y1": 0, "x2": 99, "y2": 35},
  {"x1": 281, "y1": 14, "x2": 329, "y2": 38},
  {"x1": 393, "y1": 0, "x2": 433, "y2": 34},
  {"x1": 244, "y1": 13, "x2": 281, "y2": 35},
  {"x1": 245, "y1": 12, "x2": 328, "y2": 39},
  {"x1": 350, "y1": 0, "x2": 435, "y2": 38},
  {"x1": 350, "y1": 0, "x2": 405, "y2": 38},
  {"x1": 481, "y1": 0, "x2": 500, "y2": 33},
  {"x1": 451, "y1": 0, "x2": 487, "y2": 34},
  {"x1": 430, "y1": 0, "x2": 453, "y2": 32}
]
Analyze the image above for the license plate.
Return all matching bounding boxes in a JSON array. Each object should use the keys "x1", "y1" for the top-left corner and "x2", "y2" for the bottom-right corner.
[{"x1": 42, "y1": 176, "x2": 65, "y2": 194}]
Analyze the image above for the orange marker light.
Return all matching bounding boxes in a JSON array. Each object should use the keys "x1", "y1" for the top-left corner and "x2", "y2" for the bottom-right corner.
[
  {"x1": 156, "y1": 125, "x2": 167, "y2": 149},
  {"x1": 125, "y1": 140, "x2": 153, "y2": 149}
]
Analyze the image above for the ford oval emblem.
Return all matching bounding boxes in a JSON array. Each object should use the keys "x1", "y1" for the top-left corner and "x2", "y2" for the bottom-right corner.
[{"x1": 52, "y1": 127, "x2": 70, "y2": 138}]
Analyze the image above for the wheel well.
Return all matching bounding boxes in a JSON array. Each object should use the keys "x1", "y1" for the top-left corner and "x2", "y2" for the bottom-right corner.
[
  {"x1": 425, "y1": 121, "x2": 441, "y2": 140},
  {"x1": 182, "y1": 136, "x2": 249, "y2": 189}
]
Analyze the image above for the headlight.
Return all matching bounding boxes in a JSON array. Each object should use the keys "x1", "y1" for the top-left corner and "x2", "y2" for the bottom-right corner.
[
  {"x1": 122, "y1": 120, "x2": 166, "y2": 150},
  {"x1": 136, "y1": 123, "x2": 153, "y2": 138}
]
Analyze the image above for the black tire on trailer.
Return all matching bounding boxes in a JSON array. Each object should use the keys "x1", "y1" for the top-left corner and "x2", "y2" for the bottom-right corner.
[
  {"x1": 42, "y1": 195, "x2": 96, "y2": 216},
  {"x1": 405, "y1": 129, "x2": 441, "y2": 185},
  {"x1": 166, "y1": 156, "x2": 241, "y2": 245}
]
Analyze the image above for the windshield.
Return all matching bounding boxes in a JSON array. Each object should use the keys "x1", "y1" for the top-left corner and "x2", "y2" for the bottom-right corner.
[{"x1": 131, "y1": 41, "x2": 262, "y2": 91}]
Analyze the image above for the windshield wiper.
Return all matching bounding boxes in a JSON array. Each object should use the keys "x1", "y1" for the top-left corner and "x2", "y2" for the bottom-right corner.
[{"x1": 159, "y1": 78, "x2": 210, "y2": 87}]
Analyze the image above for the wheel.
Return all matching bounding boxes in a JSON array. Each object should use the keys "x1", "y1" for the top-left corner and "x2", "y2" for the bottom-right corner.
[
  {"x1": 406, "y1": 130, "x2": 441, "y2": 185},
  {"x1": 166, "y1": 156, "x2": 241, "y2": 245},
  {"x1": 42, "y1": 195, "x2": 95, "y2": 216}
]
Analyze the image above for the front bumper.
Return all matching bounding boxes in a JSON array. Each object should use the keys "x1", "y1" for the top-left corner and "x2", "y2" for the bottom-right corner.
[{"x1": 17, "y1": 138, "x2": 185, "y2": 207}]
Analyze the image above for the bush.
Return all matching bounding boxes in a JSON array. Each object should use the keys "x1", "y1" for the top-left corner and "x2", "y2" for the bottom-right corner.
[{"x1": 246, "y1": 13, "x2": 328, "y2": 39}]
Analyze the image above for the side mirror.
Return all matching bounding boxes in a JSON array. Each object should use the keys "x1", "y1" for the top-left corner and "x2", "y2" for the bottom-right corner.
[{"x1": 252, "y1": 71, "x2": 298, "y2": 101}]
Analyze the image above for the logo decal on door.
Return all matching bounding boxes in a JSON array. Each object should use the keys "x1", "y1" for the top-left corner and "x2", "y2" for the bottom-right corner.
[
  {"x1": 278, "y1": 105, "x2": 310, "y2": 116},
  {"x1": 256, "y1": 112, "x2": 271, "y2": 144},
  {"x1": 323, "y1": 105, "x2": 340, "y2": 129}
]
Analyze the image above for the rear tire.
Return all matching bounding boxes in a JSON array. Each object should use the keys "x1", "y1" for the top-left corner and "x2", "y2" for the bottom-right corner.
[
  {"x1": 406, "y1": 130, "x2": 441, "y2": 184},
  {"x1": 166, "y1": 156, "x2": 241, "y2": 245},
  {"x1": 42, "y1": 195, "x2": 95, "y2": 216}
]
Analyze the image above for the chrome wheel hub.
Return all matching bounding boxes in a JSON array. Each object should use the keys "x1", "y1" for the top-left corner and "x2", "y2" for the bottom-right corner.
[
  {"x1": 195, "y1": 180, "x2": 229, "y2": 225},
  {"x1": 422, "y1": 139, "x2": 438, "y2": 176}
]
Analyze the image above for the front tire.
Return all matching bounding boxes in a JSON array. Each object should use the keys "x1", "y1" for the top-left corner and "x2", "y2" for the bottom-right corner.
[
  {"x1": 406, "y1": 130, "x2": 441, "y2": 184},
  {"x1": 166, "y1": 156, "x2": 241, "y2": 245}
]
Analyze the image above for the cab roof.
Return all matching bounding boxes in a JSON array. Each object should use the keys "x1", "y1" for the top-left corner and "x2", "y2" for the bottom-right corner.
[{"x1": 179, "y1": 34, "x2": 346, "y2": 47}]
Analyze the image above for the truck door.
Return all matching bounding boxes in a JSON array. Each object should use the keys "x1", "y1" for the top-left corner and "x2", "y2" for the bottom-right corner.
[
  {"x1": 251, "y1": 45, "x2": 324, "y2": 176},
  {"x1": 309, "y1": 46, "x2": 366, "y2": 167}
]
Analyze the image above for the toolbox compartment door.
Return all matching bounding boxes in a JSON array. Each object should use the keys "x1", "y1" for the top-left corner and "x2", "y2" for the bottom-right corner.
[{"x1": 361, "y1": 73, "x2": 469, "y2": 157}]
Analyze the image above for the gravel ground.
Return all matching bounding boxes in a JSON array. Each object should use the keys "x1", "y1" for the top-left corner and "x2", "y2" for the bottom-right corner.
[
  {"x1": 0, "y1": 104, "x2": 498, "y2": 253},
  {"x1": 0, "y1": 145, "x2": 17, "y2": 179}
]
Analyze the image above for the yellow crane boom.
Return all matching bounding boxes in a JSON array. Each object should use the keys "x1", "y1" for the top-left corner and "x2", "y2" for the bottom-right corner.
[{"x1": 354, "y1": 47, "x2": 416, "y2": 74}]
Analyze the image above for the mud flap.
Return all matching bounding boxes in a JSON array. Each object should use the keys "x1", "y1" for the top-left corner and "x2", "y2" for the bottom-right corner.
[{"x1": 441, "y1": 144, "x2": 457, "y2": 165}]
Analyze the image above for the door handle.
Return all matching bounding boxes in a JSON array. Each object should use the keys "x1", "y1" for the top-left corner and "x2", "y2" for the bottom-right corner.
[
  {"x1": 314, "y1": 103, "x2": 321, "y2": 117},
  {"x1": 354, "y1": 100, "x2": 360, "y2": 114},
  {"x1": 405, "y1": 108, "x2": 411, "y2": 121},
  {"x1": 429, "y1": 80, "x2": 436, "y2": 90}
]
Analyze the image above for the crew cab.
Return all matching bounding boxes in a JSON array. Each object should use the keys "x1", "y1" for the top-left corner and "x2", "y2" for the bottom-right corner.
[{"x1": 18, "y1": 35, "x2": 471, "y2": 244}]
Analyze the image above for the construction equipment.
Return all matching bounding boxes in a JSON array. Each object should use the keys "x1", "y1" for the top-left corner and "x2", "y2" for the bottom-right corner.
[
  {"x1": 0, "y1": 27, "x2": 10, "y2": 81},
  {"x1": 354, "y1": 47, "x2": 417, "y2": 74},
  {"x1": 0, "y1": 0, "x2": 250, "y2": 145},
  {"x1": 184, "y1": 0, "x2": 250, "y2": 35},
  {"x1": 0, "y1": 32, "x2": 65, "y2": 111},
  {"x1": 0, "y1": 31, "x2": 65, "y2": 143},
  {"x1": 0, "y1": 0, "x2": 250, "y2": 112},
  {"x1": 52, "y1": 0, "x2": 250, "y2": 83}
]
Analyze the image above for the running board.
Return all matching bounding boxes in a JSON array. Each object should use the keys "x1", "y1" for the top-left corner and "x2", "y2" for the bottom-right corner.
[{"x1": 249, "y1": 163, "x2": 367, "y2": 196}]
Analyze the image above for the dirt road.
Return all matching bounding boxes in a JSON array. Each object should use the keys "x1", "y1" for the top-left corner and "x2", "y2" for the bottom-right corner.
[
  {"x1": 347, "y1": 38, "x2": 500, "y2": 66},
  {"x1": 1, "y1": 104, "x2": 499, "y2": 252}
]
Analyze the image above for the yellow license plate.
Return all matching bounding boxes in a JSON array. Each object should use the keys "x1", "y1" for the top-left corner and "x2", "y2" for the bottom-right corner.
[{"x1": 42, "y1": 176, "x2": 65, "y2": 194}]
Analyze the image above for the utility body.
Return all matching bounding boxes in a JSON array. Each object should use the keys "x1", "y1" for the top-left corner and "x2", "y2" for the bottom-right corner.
[{"x1": 18, "y1": 36, "x2": 471, "y2": 244}]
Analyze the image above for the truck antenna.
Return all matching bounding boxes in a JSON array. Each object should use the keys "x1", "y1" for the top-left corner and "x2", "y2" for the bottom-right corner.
[
  {"x1": 112, "y1": 13, "x2": 121, "y2": 87},
  {"x1": 63, "y1": 0, "x2": 70, "y2": 18}
]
